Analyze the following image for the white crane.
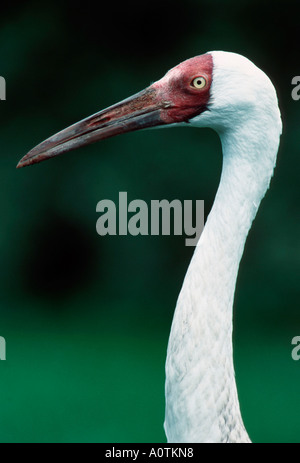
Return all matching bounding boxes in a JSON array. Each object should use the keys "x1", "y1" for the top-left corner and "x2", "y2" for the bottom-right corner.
[{"x1": 18, "y1": 51, "x2": 282, "y2": 443}]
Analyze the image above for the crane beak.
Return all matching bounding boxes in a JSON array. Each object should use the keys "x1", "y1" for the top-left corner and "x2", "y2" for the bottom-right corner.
[{"x1": 17, "y1": 87, "x2": 172, "y2": 168}]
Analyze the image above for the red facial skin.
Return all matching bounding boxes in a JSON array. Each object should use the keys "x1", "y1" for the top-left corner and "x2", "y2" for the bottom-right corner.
[{"x1": 152, "y1": 53, "x2": 213, "y2": 123}]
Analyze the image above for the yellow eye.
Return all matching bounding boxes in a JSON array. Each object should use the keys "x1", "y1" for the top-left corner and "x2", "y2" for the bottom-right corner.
[{"x1": 191, "y1": 76, "x2": 207, "y2": 89}]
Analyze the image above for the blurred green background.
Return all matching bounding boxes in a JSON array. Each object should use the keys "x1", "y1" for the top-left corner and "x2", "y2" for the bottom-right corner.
[{"x1": 0, "y1": 0, "x2": 299, "y2": 443}]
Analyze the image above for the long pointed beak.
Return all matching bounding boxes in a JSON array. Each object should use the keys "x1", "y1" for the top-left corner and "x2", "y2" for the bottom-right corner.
[{"x1": 17, "y1": 86, "x2": 172, "y2": 168}]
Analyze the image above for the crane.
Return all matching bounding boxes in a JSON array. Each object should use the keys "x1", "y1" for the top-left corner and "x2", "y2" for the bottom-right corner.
[{"x1": 17, "y1": 51, "x2": 282, "y2": 443}]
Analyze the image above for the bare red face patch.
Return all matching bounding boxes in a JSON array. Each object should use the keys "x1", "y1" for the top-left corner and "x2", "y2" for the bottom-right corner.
[{"x1": 151, "y1": 53, "x2": 213, "y2": 124}]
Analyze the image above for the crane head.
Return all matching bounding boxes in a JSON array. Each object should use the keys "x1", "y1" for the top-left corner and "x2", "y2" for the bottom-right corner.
[
  {"x1": 17, "y1": 55, "x2": 213, "y2": 168},
  {"x1": 17, "y1": 51, "x2": 282, "y2": 168}
]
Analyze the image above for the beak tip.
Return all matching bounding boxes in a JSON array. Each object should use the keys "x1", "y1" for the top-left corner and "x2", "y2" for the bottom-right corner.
[
  {"x1": 16, "y1": 157, "x2": 29, "y2": 169},
  {"x1": 17, "y1": 154, "x2": 36, "y2": 169}
]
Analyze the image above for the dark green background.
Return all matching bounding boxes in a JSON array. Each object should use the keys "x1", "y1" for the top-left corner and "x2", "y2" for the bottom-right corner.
[{"x1": 0, "y1": 0, "x2": 299, "y2": 443}]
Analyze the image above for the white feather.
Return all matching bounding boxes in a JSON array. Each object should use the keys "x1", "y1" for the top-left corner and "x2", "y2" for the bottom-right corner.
[{"x1": 164, "y1": 51, "x2": 282, "y2": 443}]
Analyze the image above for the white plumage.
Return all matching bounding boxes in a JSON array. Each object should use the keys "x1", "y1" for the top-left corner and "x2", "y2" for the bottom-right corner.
[{"x1": 164, "y1": 52, "x2": 282, "y2": 443}]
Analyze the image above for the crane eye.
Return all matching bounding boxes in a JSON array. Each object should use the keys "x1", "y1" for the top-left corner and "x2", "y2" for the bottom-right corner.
[{"x1": 191, "y1": 76, "x2": 207, "y2": 89}]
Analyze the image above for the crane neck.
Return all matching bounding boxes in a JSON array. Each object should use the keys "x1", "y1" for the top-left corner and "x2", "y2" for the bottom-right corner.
[{"x1": 164, "y1": 120, "x2": 281, "y2": 443}]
